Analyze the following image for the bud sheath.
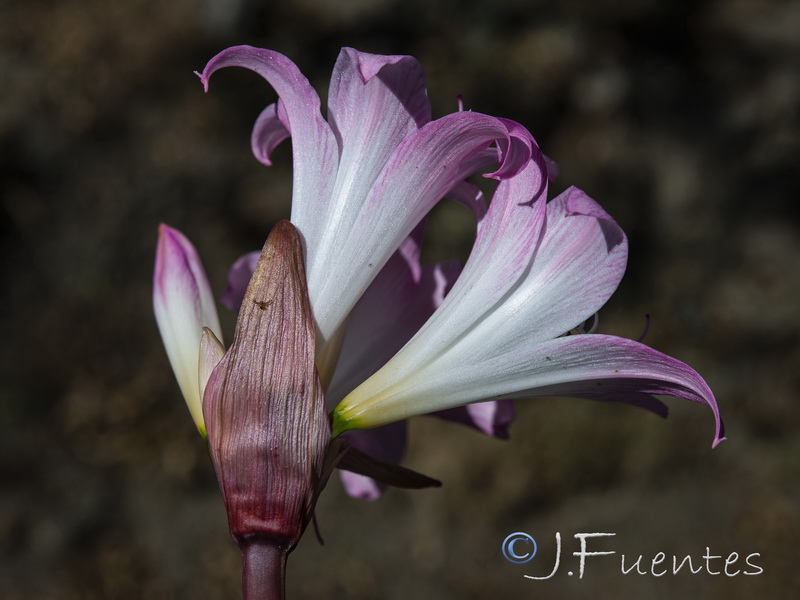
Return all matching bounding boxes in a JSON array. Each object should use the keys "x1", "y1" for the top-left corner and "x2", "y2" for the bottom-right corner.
[{"x1": 203, "y1": 221, "x2": 330, "y2": 599}]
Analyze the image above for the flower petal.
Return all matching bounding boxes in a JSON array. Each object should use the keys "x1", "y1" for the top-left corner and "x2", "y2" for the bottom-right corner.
[
  {"x1": 153, "y1": 225, "x2": 223, "y2": 434},
  {"x1": 310, "y1": 48, "x2": 430, "y2": 281},
  {"x1": 433, "y1": 400, "x2": 516, "y2": 439},
  {"x1": 342, "y1": 155, "x2": 546, "y2": 385},
  {"x1": 221, "y1": 251, "x2": 260, "y2": 311},
  {"x1": 250, "y1": 101, "x2": 290, "y2": 166},
  {"x1": 199, "y1": 327, "x2": 226, "y2": 412},
  {"x1": 336, "y1": 334, "x2": 724, "y2": 448},
  {"x1": 326, "y1": 251, "x2": 461, "y2": 403},
  {"x1": 328, "y1": 48, "x2": 430, "y2": 149},
  {"x1": 199, "y1": 46, "x2": 340, "y2": 244},
  {"x1": 543, "y1": 153, "x2": 560, "y2": 181},
  {"x1": 470, "y1": 186, "x2": 628, "y2": 345},
  {"x1": 309, "y1": 114, "x2": 544, "y2": 351}
]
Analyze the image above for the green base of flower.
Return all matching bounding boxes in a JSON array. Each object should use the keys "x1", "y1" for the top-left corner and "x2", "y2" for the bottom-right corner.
[{"x1": 330, "y1": 407, "x2": 358, "y2": 438}]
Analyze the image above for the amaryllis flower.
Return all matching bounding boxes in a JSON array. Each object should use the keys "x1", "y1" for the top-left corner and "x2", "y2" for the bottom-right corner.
[{"x1": 153, "y1": 44, "x2": 724, "y2": 600}]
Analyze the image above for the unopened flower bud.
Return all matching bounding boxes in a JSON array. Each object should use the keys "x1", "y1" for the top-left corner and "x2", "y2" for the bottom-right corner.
[{"x1": 202, "y1": 221, "x2": 330, "y2": 599}]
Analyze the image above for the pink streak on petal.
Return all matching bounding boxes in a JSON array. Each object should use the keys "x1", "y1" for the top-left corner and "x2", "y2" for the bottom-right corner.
[
  {"x1": 380, "y1": 333, "x2": 723, "y2": 449},
  {"x1": 310, "y1": 114, "x2": 541, "y2": 346},
  {"x1": 470, "y1": 186, "x2": 627, "y2": 343},
  {"x1": 302, "y1": 48, "x2": 431, "y2": 342},
  {"x1": 518, "y1": 335, "x2": 726, "y2": 448},
  {"x1": 154, "y1": 224, "x2": 219, "y2": 329},
  {"x1": 388, "y1": 156, "x2": 547, "y2": 371}
]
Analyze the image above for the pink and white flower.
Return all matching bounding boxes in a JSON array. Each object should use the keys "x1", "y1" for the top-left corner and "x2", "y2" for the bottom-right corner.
[
  {"x1": 154, "y1": 45, "x2": 723, "y2": 507},
  {"x1": 151, "y1": 46, "x2": 725, "y2": 600}
]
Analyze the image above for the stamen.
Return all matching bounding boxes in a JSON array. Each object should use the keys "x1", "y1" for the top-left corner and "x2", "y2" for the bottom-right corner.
[
  {"x1": 637, "y1": 314, "x2": 651, "y2": 343},
  {"x1": 564, "y1": 313, "x2": 600, "y2": 336},
  {"x1": 456, "y1": 94, "x2": 464, "y2": 112},
  {"x1": 311, "y1": 513, "x2": 325, "y2": 546}
]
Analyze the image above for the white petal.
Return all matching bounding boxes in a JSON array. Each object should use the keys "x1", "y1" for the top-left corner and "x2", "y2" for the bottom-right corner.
[
  {"x1": 343, "y1": 155, "x2": 547, "y2": 385},
  {"x1": 335, "y1": 334, "x2": 723, "y2": 448}
]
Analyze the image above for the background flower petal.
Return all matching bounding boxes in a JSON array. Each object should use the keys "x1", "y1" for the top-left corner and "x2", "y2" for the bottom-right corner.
[
  {"x1": 433, "y1": 400, "x2": 516, "y2": 439},
  {"x1": 250, "y1": 101, "x2": 290, "y2": 166},
  {"x1": 220, "y1": 251, "x2": 260, "y2": 311}
]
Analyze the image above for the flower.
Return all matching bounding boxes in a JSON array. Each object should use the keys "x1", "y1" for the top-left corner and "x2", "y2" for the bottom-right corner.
[
  {"x1": 222, "y1": 218, "x2": 517, "y2": 499},
  {"x1": 195, "y1": 45, "x2": 723, "y2": 499},
  {"x1": 153, "y1": 43, "x2": 724, "y2": 600}
]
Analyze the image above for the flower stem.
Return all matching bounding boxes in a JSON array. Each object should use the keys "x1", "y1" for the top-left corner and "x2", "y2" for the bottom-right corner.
[{"x1": 241, "y1": 540, "x2": 289, "y2": 600}]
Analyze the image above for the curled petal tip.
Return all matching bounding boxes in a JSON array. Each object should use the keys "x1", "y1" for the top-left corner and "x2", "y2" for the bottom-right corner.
[
  {"x1": 198, "y1": 45, "x2": 264, "y2": 94},
  {"x1": 193, "y1": 70, "x2": 210, "y2": 92},
  {"x1": 543, "y1": 154, "x2": 560, "y2": 181},
  {"x1": 712, "y1": 415, "x2": 726, "y2": 449},
  {"x1": 483, "y1": 118, "x2": 541, "y2": 182}
]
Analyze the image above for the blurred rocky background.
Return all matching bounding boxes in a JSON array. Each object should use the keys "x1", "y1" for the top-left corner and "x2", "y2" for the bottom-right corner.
[{"x1": 1, "y1": 0, "x2": 798, "y2": 598}]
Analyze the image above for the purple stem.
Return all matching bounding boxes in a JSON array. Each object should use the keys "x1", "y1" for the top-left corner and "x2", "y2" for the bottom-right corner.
[{"x1": 241, "y1": 540, "x2": 289, "y2": 600}]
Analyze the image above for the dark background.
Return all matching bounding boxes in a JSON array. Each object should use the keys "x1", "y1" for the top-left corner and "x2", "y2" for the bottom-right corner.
[{"x1": 2, "y1": 0, "x2": 798, "y2": 598}]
